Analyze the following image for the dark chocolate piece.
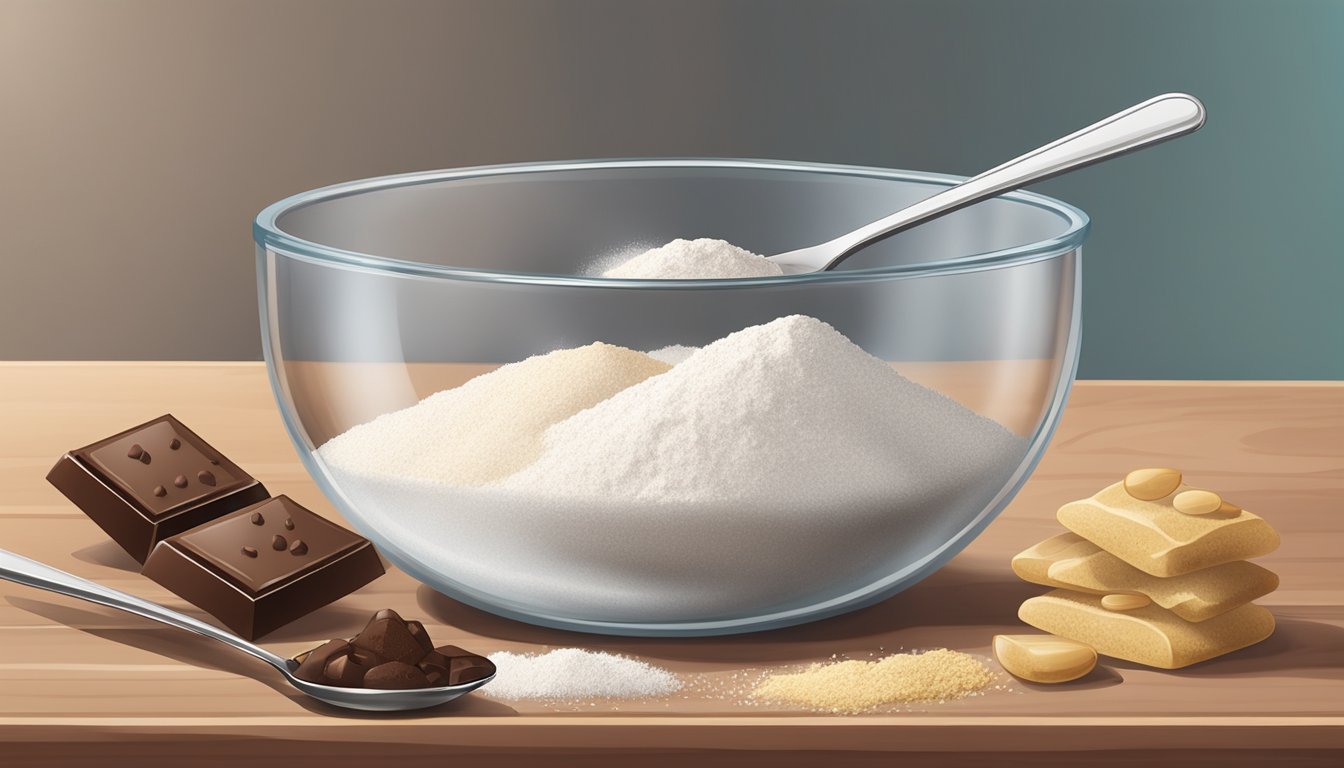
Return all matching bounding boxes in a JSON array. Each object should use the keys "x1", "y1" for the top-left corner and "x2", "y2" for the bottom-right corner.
[
  {"x1": 290, "y1": 609, "x2": 493, "y2": 690},
  {"x1": 448, "y1": 655, "x2": 495, "y2": 686},
  {"x1": 141, "y1": 495, "x2": 384, "y2": 640},
  {"x1": 294, "y1": 639, "x2": 350, "y2": 681},
  {"x1": 46, "y1": 414, "x2": 269, "y2": 563},
  {"x1": 364, "y1": 661, "x2": 431, "y2": 690},
  {"x1": 416, "y1": 650, "x2": 451, "y2": 686},
  {"x1": 324, "y1": 651, "x2": 374, "y2": 687},
  {"x1": 352, "y1": 610, "x2": 425, "y2": 665},
  {"x1": 405, "y1": 620, "x2": 434, "y2": 654}
]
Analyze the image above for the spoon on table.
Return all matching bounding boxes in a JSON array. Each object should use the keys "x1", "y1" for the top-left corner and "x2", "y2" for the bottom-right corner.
[
  {"x1": 0, "y1": 548, "x2": 493, "y2": 712},
  {"x1": 768, "y1": 92, "x2": 1206, "y2": 274}
]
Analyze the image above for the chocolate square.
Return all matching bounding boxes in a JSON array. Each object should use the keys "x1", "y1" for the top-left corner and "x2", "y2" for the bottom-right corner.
[
  {"x1": 141, "y1": 496, "x2": 385, "y2": 639},
  {"x1": 47, "y1": 414, "x2": 269, "y2": 562}
]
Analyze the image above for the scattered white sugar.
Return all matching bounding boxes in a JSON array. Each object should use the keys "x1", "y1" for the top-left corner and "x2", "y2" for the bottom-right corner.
[
  {"x1": 500, "y1": 315, "x2": 1023, "y2": 506},
  {"x1": 647, "y1": 344, "x2": 699, "y2": 366},
  {"x1": 319, "y1": 343, "x2": 669, "y2": 486},
  {"x1": 483, "y1": 648, "x2": 682, "y2": 700},
  {"x1": 603, "y1": 238, "x2": 784, "y2": 279}
]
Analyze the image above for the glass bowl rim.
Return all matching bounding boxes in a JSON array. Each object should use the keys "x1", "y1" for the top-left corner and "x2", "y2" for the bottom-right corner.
[{"x1": 253, "y1": 157, "x2": 1091, "y2": 287}]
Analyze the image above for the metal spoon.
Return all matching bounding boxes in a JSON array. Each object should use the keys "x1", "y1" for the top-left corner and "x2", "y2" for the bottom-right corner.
[
  {"x1": 769, "y1": 92, "x2": 1206, "y2": 273},
  {"x1": 0, "y1": 549, "x2": 493, "y2": 711}
]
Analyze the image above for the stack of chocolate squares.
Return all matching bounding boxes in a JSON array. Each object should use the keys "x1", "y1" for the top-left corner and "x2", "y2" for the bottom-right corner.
[
  {"x1": 1012, "y1": 468, "x2": 1281, "y2": 669},
  {"x1": 47, "y1": 414, "x2": 384, "y2": 640}
]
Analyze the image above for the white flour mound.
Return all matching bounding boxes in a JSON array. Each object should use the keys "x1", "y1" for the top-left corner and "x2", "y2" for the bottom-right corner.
[
  {"x1": 484, "y1": 649, "x2": 681, "y2": 700},
  {"x1": 317, "y1": 315, "x2": 1029, "y2": 623},
  {"x1": 603, "y1": 238, "x2": 784, "y2": 279},
  {"x1": 319, "y1": 343, "x2": 669, "y2": 486},
  {"x1": 499, "y1": 315, "x2": 1022, "y2": 507}
]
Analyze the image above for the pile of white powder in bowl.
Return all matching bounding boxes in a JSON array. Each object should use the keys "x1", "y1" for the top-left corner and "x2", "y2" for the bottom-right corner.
[
  {"x1": 318, "y1": 315, "x2": 1027, "y2": 622},
  {"x1": 602, "y1": 238, "x2": 784, "y2": 279}
]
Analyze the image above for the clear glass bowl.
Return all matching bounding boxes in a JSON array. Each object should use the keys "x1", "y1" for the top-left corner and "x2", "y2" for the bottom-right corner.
[{"x1": 254, "y1": 159, "x2": 1087, "y2": 636}]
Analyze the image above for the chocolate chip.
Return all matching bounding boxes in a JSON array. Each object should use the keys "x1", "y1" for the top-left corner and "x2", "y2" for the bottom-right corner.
[
  {"x1": 169, "y1": 438, "x2": 181, "y2": 450},
  {"x1": 406, "y1": 620, "x2": 434, "y2": 654},
  {"x1": 289, "y1": 539, "x2": 308, "y2": 556},
  {"x1": 152, "y1": 485, "x2": 167, "y2": 497},
  {"x1": 197, "y1": 470, "x2": 216, "y2": 486},
  {"x1": 448, "y1": 656, "x2": 495, "y2": 685},
  {"x1": 209, "y1": 458, "x2": 220, "y2": 465},
  {"x1": 138, "y1": 451, "x2": 151, "y2": 464},
  {"x1": 272, "y1": 534, "x2": 287, "y2": 551},
  {"x1": 353, "y1": 612, "x2": 424, "y2": 665},
  {"x1": 173, "y1": 475, "x2": 188, "y2": 488},
  {"x1": 127, "y1": 444, "x2": 143, "y2": 460},
  {"x1": 283, "y1": 517, "x2": 295, "y2": 530},
  {"x1": 250, "y1": 511, "x2": 264, "y2": 525},
  {"x1": 364, "y1": 661, "x2": 432, "y2": 690},
  {"x1": 324, "y1": 653, "x2": 373, "y2": 687},
  {"x1": 241, "y1": 546, "x2": 258, "y2": 558},
  {"x1": 292, "y1": 640, "x2": 351, "y2": 685}
]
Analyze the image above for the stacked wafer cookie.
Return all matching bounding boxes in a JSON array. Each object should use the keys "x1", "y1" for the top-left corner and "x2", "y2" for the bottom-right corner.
[{"x1": 1012, "y1": 469, "x2": 1280, "y2": 670}]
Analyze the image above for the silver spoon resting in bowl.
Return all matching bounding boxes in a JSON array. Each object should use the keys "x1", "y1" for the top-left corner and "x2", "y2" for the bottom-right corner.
[
  {"x1": 0, "y1": 548, "x2": 493, "y2": 711},
  {"x1": 768, "y1": 92, "x2": 1206, "y2": 274}
]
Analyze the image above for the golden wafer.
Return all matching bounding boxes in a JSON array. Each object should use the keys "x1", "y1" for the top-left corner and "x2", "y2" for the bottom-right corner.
[
  {"x1": 1056, "y1": 482, "x2": 1279, "y2": 577},
  {"x1": 1012, "y1": 532, "x2": 1280, "y2": 622},
  {"x1": 1018, "y1": 590, "x2": 1275, "y2": 669}
]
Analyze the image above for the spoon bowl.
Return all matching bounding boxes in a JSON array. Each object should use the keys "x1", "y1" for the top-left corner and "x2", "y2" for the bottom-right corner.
[{"x1": 0, "y1": 548, "x2": 492, "y2": 712}]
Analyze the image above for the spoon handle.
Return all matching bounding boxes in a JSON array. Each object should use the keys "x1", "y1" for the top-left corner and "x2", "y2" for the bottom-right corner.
[
  {"x1": 0, "y1": 548, "x2": 289, "y2": 670},
  {"x1": 825, "y1": 93, "x2": 1206, "y2": 265}
]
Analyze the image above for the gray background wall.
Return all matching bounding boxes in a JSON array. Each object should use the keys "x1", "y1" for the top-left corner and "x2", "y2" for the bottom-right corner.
[{"x1": 1, "y1": 0, "x2": 1340, "y2": 379}]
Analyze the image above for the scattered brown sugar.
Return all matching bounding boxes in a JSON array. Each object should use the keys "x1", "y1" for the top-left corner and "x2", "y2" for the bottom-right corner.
[{"x1": 751, "y1": 649, "x2": 993, "y2": 713}]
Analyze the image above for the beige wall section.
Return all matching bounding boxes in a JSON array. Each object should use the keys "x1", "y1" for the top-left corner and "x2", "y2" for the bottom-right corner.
[{"x1": 0, "y1": 0, "x2": 739, "y2": 360}]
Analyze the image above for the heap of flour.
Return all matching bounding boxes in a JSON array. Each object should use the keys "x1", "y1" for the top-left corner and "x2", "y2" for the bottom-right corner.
[
  {"x1": 496, "y1": 316, "x2": 1022, "y2": 506},
  {"x1": 317, "y1": 315, "x2": 1028, "y2": 622},
  {"x1": 320, "y1": 343, "x2": 669, "y2": 487},
  {"x1": 603, "y1": 238, "x2": 784, "y2": 279},
  {"x1": 321, "y1": 315, "x2": 1024, "y2": 510}
]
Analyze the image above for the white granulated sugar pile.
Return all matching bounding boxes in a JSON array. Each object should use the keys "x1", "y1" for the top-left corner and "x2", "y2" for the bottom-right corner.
[
  {"x1": 500, "y1": 316, "x2": 1022, "y2": 507},
  {"x1": 603, "y1": 238, "x2": 784, "y2": 279},
  {"x1": 320, "y1": 343, "x2": 669, "y2": 486},
  {"x1": 484, "y1": 649, "x2": 682, "y2": 700}
]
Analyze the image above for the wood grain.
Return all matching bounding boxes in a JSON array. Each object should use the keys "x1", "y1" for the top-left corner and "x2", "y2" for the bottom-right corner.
[{"x1": 0, "y1": 363, "x2": 1340, "y2": 765}]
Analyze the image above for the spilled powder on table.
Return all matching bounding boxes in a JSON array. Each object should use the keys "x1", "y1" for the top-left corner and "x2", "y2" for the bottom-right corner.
[
  {"x1": 484, "y1": 648, "x2": 682, "y2": 700},
  {"x1": 751, "y1": 649, "x2": 993, "y2": 713}
]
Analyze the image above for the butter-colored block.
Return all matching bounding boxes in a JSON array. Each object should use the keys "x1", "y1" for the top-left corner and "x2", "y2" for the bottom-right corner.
[
  {"x1": 1056, "y1": 482, "x2": 1280, "y2": 577},
  {"x1": 1012, "y1": 532, "x2": 1280, "y2": 622},
  {"x1": 1018, "y1": 590, "x2": 1275, "y2": 669},
  {"x1": 993, "y1": 634, "x2": 1097, "y2": 684}
]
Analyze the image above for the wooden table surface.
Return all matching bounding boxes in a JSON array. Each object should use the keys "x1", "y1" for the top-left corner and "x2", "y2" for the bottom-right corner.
[{"x1": 0, "y1": 363, "x2": 1340, "y2": 766}]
